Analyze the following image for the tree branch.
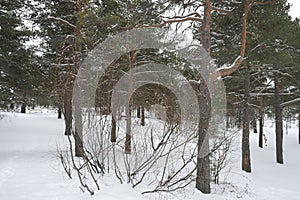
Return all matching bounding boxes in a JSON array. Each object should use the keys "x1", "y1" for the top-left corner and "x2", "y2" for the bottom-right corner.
[{"x1": 48, "y1": 16, "x2": 76, "y2": 29}]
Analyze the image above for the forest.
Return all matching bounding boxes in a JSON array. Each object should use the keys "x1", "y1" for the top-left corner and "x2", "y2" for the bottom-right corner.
[{"x1": 0, "y1": 0, "x2": 299, "y2": 199}]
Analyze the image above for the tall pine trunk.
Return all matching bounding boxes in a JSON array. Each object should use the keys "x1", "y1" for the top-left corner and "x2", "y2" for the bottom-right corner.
[
  {"x1": 274, "y1": 74, "x2": 283, "y2": 164},
  {"x1": 259, "y1": 96, "x2": 264, "y2": 148},
  {"x1": 111, "y1": 116, "x2": 117, "y2": 143},
  {"x1": 64, "y1": 89, "x2": 72, "y2": 136},
  {"x1": 195, "y1": 0, "x2": 211, "y2": 194},
  {"x1": 242, "y1": 66, "x2": 251, "y2": 172},
  {"x1": 125, "y1": 51, "x2": 136, "y2": 154}
]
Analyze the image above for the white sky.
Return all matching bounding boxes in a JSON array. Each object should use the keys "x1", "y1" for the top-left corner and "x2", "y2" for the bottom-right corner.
[{"x1": 289, "y1": 0, "x2": 300, "y2": 19}]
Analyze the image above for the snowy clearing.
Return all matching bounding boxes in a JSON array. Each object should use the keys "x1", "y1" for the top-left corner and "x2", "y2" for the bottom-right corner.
[{"x1": 0, "y1": 110, "x2": 299, "y2": 200}]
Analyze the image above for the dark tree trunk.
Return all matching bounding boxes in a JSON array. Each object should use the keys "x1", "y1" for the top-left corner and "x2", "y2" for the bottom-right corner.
[
  {"x1": 274, "y1": 74, "x2": 283, "y2": 164},
  {"x1": 196, "y1": 0, "x2": 211, "y2": 194},
  {"x1": 74, "y1": 101, "x2": 84, "y2": 157},
  {"x1": 242, "y1": 66, "x2": 251, "y2": 173},
  {"x1": 58, "y1": 107, "x2": 62, "y2": 119},
  {"x1": 125, "y1": 105, "x2": 132, "y2": 154},
  {"x1": 298, "y1": 104, "x2": 300, "y2": 144},
  {"x1": 259, "y1": 96, "x2": 264, "y2": 148},
  {"x1": 124, "y1": 51, "x2": 136, "y2": 154},
  {"x1": 196, "y1": 82, "x2": 211, "y2": 193},
  {"x1": 111, "y1": 116, "x2": 117, "y2": 143},
  {"x1": 251, "y1": 113, "x2": 257, "y2": 133},
  {"x1": 21, "y1": 104, "x2": 26, "y2": 113},
  {"x1": 64, "y1": 90, "x2": 72, "y2": 136},
  {"x1": 141, "y1": 106, "x2": 145, "y2": 126},
  {"x1": 137, "y1": 106, "x2": 141, "y2": 118}
]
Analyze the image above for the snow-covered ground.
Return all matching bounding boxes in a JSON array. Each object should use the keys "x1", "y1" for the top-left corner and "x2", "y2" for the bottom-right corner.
[{"x1": 0, "y1": 110, "x2": 299, "y2": 200}]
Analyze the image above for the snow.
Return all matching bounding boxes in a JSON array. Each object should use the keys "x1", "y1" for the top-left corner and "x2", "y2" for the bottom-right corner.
[{"x1": 0, "y1": 110, "x2": 299, "y2": 200}]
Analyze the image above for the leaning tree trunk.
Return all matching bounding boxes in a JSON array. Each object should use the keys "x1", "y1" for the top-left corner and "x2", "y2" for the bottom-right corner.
[
  {"x1": 242, "y1": 66, "x2": 251, "y2": 173},
  {"x1": 274, "y1": 74, "x2": 283, "y2": 164}
]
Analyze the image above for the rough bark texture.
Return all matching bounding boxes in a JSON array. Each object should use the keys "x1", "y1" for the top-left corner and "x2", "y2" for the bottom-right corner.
[
  {"x1": 73, "y1": 0, "x2": 84, "y2": 157},
  {"x1": 74, "y1": 109, "x2": 84, "y2": 157},
  {"x1": 242, "y1": 66, "x2": 251, "y2": 173},
  {"x1": 196, "y1": 81, "x2": 211, "y2": 194},
  {"x1": 195, "y1": 0, "x2": 211, "y2": 194},
  {"x1": 274, "y1": 74, "x2": 283, "y2": 164}
]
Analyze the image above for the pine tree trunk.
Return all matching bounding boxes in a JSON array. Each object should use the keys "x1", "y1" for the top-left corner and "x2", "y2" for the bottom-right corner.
[
  {"x1": 251, "y1": 113, "x2": 257, "y2": 133},
  {"x1": 124, "y1": 51, "x2": 136, "y2": 154},
  {"x1": 259, "y1": 96, "x2": 264, "y2": 148},
  {"x1": 21, "y1": 104, "x2": 26, "y2": 113},
  {"x1": 196, "y1": 83, "x2": 211, "y2": 193},
  {"x1": 64, "y1": 89, "x2": 72, "y2": 136},
  {"x1": 73, "y1": 0, "x2": 84, "y2": 157},
  {"x1": 58, "y1": 107, "x2": 62, "y2": 119},
  {"x1": 111, "y1": 116, "x2": 117, "y2": 143},
  {"x1": 195, "y1": 0, "x2": 211, "y2": 193},
  {"x1": 74, "y1": 100, "x2": 84, "y2": 157},
  {"x1": 141, "y1": 106, "x2": 145, "y2": 126},
  {"x1": 137, "y1": 106, "x2": 141, "y2": 118},
  {"x1": 242, "y1": 66, "x2": 251, "y2": 172},
  {"x1": 21, "y1": 93, "x2": 26, "y2": 113},
  {"x1": 274, "y1": 74, "x2": 283, "y2": 164},
  {"x1": 125, "y1": 105, "x2": 132, "y2": 153}
]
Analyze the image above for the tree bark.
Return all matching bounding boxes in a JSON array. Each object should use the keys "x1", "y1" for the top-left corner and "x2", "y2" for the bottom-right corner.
[
  {"x1": 196, "y1": 0, "x2": 211, "y2": 194},
  {"x1": 58, "y1": 107, "x2": 62, "y2": 119},
  {"x1": 196, "y1": 82, "x2": 211, "y2": 193},
  {"x1": 111, "y1": 116, "x2": 117, "y2": 143},
  {"x1": 21, "y1": 104, "x2": 26, "y2": 113},
  {"x1": 274, "y1": 74, "x2": 283, "y2": 164},
  {"x1": 137, "y1": 106, "x2": 141, "y2": 118},
  {"x1": 259, "y1": 96, "x2": 264, "y2": 148},
  {"x1": 125, "y1": 105, "x2": 132, "y2": 154},
  {"x1": 141, "y1": 106, "x2": 145, "y2": 126},
  {"x1": 242, "y1": 66, "x2": 251, "y2": 172},
  {"x1": 64, "y1": 89, "x2": 72, "y2": 135},
  {"x1": 74, "y1": 107, "x2": 84, "y2": 157},
  {"x1": 125, "y1": 51, "x2": 136, "y2": 154}
]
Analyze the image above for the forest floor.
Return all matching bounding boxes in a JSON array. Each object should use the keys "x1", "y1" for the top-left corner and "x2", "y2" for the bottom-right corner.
[{"x1": 0, "y1": 109, "x2": 299, "y2": 200}]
